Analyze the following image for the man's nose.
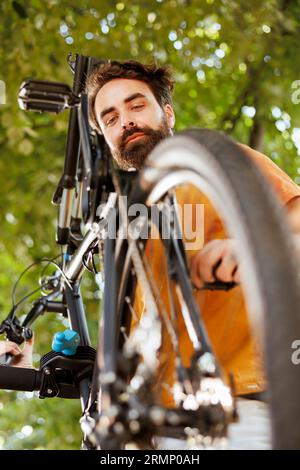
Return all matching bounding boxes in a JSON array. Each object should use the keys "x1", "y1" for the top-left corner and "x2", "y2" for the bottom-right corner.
[{"x1": 121, "y1": 114, "x2": 136, "y2": 129}]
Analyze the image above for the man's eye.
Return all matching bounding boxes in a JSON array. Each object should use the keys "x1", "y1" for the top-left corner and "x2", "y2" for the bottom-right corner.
[
  {"x1": 132, "y1": 104, "x2": 144, "y2": 110},
  {"x1": 106, "y1": 116, "x2": 117, "y2": 126}
]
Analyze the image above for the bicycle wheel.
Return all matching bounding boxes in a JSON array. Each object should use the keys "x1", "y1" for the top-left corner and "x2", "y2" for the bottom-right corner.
[{"x1": 96, "y1": 128, "x2": 300, "y2": 450}]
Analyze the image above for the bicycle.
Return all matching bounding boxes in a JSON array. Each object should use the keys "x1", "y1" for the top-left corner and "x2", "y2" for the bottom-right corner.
[{"x1": 1, "y1": 54, "x2": 300, "y2": 450}]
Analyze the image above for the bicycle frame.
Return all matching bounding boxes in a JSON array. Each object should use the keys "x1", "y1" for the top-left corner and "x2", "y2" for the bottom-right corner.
[
  {"x1": 0, "y1": 52, "x2": 173, "y2": 447},
  {"x1": 0, "y1": 54, "x2": 237, "y2": 449}
]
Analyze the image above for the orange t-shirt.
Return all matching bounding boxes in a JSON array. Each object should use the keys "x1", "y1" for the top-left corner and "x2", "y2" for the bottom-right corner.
[{"x1": 130, "y1": 144, "x2": 300, "y2": 406}]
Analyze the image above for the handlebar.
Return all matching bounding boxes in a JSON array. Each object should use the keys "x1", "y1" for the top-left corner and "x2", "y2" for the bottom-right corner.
[{"x1": 0, "y1": 365, "x2": 41, "y2": 391}]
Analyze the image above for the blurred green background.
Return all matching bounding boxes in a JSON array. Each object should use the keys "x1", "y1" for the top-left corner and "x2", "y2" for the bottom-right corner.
[{"x1": 1, "y1": 0, "x2": 300, "y2": 449}]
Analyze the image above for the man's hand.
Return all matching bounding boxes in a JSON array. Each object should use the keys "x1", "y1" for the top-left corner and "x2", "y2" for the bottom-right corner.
[
  {"x1": 190, "y1": 239, "x2": 240, "y2": 288},
  {"x1": 0, "y1": 337, "x2": 34, "y2": 368}
]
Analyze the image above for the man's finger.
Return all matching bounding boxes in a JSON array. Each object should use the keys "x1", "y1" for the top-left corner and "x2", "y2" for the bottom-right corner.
[
  {"x1": 197, "y1": 247, "x2": 225, "y2": 283},
  {"x1": 233, "y1": 266, "x2": 241, "y2": 283},
  {"x1": 190, "y1": 241, "x2": 228, "y2": 285},
  {"x1": 11, "y1": 335, "x2": 34, "y2": 368},
  {"x1": 214, "y1": 252, "x2": 238, "y2": 282},
  {"x1": 3, "y1": 341, "x2": 22, "y2": 356}
]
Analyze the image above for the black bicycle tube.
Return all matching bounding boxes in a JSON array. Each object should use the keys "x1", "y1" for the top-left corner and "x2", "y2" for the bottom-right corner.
[{"x1": 64, "y1": 283, "x2": 91, "y2": 347}]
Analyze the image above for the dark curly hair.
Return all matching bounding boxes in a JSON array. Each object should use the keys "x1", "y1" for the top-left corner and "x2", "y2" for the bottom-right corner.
[{"x1": 86, "y1": 59, "x2": 175, "y2": 132}]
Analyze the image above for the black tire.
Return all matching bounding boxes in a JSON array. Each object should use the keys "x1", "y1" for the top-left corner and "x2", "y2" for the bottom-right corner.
[
  {"x1": 130, "y1": 128, "x2": 300, "y2": 449},
  {"x1": 99, "y1": 128, "x2": 300, "y2": 449}
]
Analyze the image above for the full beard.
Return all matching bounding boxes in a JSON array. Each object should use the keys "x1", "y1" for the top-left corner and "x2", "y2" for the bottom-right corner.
[{"x1": 111, "y1": 114, "x2": 172, "y2": 170}]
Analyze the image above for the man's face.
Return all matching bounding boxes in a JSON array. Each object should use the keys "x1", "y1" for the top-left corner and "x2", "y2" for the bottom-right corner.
[{"x1": 94, "y1": 78, "x2": 175, "y2": 170}]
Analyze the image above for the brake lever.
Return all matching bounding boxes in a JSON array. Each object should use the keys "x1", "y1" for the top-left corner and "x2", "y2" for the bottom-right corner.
[
  {"x1": 0, "y1": 317, "x2": 33, "y2": 365},
  {"x1": 0, "y1": 316, "x2": 33, "y2": 345},
  {"x1": 198, "y1": 280, "x2": 238, "y2": 291}
]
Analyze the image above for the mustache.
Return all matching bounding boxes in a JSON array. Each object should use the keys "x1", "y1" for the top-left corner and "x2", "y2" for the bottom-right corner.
[{"x1": 119, "y1": 127, "x2": 152, "y2": 148}]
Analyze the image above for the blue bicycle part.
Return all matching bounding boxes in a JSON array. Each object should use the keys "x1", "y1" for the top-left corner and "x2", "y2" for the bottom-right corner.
[{"x1": 52, "y1": 329, "x2": 80, "y2": 356}]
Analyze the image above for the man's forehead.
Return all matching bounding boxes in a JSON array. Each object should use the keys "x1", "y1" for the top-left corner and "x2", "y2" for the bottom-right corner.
[{"x1": 95, "y1": 78, "x2": 153, "y2": 109}]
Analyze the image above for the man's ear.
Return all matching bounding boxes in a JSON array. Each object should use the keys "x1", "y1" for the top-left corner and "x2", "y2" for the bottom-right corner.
[{"x1": 164, "y1": 104, "x2": 175, "y2": 129}]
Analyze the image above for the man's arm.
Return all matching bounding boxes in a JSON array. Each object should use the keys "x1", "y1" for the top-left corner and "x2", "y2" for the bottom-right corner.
[
  {"x1": 190, "y1": 146, "x2": 300, "y2": 287},
  {"x1": 190, "y1": 199, "x2": 300, "y2": 288}
]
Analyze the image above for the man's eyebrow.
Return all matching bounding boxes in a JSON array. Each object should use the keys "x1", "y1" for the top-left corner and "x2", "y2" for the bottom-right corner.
[{"x1": 99, "y1": 93, "x2": 147, "y2": 120}]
